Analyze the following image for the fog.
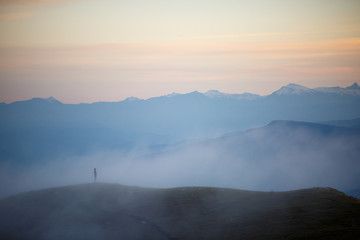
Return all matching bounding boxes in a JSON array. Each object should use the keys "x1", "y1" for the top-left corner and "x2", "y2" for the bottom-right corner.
[{"x1": 1, "y1": 121, "x2": 359, "y2": 198}]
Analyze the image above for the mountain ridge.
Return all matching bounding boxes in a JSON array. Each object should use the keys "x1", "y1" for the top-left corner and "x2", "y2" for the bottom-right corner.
[
  {"x1": 1, "y1": 183, "x2": 359, "y2": 240},
  {"x1": 1, "y1": 82, "x2": 359, "y2": 138},
  {"x1": 4, "y1": 82, "x2": 359, "y2": 105}
]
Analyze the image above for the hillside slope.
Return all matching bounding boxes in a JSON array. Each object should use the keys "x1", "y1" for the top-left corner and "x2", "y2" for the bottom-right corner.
[
  {"x1": 0, "y1": 183, "x2": 359, "y2": 240},
  {"x1": 142, "y1": 120, "x2": 360, "y2": 192}
]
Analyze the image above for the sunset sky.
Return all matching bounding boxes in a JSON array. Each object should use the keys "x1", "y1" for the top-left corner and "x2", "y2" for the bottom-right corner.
[{"x1": 1, "y1": 0, "x2": 360, "y2": 103}]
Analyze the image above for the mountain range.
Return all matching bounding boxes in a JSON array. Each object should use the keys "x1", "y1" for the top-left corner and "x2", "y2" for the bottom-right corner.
[
  {"x1": 1, "y1": 82, "x2": 359, "y2": 138},
  {"x1": 1, "y1": 83, "x2": 359, "y2": 160}
]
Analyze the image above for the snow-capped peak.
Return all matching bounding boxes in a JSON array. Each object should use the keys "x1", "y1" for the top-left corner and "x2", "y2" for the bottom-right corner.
[
  {"x1": 346, "y1": 83, "x2": 360, "y2": 90},
  {"x1": 234, "y1": 92, "x2": 261, "y2": 100},
  {"x1": 272, "y1": 83, "x2": 314, "y2": 95},
  {"x1": 124, "y1": 96, "x2": 141, "y2": 102},
  {"x1": 204, "y1": 90, "x2": 226, "y2": 98},
  {"x1": 165, "y1": 92, "x2": 180, "y2": 97},
  {"x1": 315, "y1": 83, "x2": 360, "y2": 96},
  {"x1": 43, "y1": 97, "x2": 62, "y2": 104}
]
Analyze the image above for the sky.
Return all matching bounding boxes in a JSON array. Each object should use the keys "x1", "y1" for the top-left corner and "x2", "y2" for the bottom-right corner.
[{"x1": 0, "y1": 0, "x2": 360, "y2": 103}]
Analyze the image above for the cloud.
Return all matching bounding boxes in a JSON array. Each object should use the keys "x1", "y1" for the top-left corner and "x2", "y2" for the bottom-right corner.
[
  {"x1": 1, "y1": 38, "x2": 359, "y2": 68},
  {"x1": 1, "y1": 125, "x2": 359, "y2": 198},
  {"x1": 1, "y1": 38, "x2": 359, "y2": 103},
  {"x1": 174, "y1": 32, "x2": 302, "y2": 41}
]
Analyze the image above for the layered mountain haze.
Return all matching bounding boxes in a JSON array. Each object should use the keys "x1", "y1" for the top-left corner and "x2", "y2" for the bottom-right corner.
[
  {"x1": 0, "y1": 83, "x2": 360, "y2": 198},
  {"x1": 1, "y1": 82, "x2": 359, "y2": 137}
]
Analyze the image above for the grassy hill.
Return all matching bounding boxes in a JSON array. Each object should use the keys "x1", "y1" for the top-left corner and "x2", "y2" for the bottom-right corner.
[{"x1": 0, "y1": 183, "x2": 359, "y2": 240}]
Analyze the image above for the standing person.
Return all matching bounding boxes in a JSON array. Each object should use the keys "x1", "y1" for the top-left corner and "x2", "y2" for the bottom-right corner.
[{"x1": 94, "y1": 168, "x2": 97, "y2": 183}]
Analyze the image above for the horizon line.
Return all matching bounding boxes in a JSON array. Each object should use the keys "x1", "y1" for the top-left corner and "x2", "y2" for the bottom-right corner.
[{"x1": 2, "y1": 82, "x2": 358, "y2": 105}]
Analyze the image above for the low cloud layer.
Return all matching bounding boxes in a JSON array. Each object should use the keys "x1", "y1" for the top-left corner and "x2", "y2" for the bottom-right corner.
[{"x1": 1, "y1": 122, "x2": 359, "y2": 198}]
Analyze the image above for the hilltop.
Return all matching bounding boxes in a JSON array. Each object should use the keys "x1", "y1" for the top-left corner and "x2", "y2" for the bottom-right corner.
[{"x1": 0, "y1": 183, "x2": 359, "y2": 240}]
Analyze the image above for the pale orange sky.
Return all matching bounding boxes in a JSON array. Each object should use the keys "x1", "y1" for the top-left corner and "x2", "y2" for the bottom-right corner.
[{"x1": 0, "y1": 0, "x2": 360, "y2": 103}]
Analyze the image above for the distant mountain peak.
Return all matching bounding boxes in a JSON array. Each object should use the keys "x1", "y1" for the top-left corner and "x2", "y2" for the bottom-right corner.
[
  {"x1": 190, "y1": 90, "x2": 200, "y2": 94},
  {"x1": 124, "y1": 96, "x2": 141, "y2": 102},
  {"x1": 205, "y1": 90, "x2": 226, "y2": 97},
  {"x1": 287, "y1": 83, "x2": 304, "y2": 88},
  {"x1": 235, "y1": 92, "x2": 261, "y2": 100},
  {"x1": 285, "y1": 83, "x2": 311, "y2": 90},
  {"x1": 165, "y1": 92, "x2": 180, "y2": 97},
  {"x1": 347, "y1": 83, "x2": 360, "y2": 89},
  {"x1": 32, "y1": 97, "x2": 62, "y2": 104},
  {"x1": 12, "y1": 97, "x2": 62, "y2": 105},
  {"x1": 315, "y1": 83, "x2": 360, "y2": 96},
  {"x1": 204, "y1": 90, "x2": 260, "y2": 100},
  {"x1": 187, "y1": 91, "x2": 202, "y2": 96},
  {"x1": 206, "y1": 90, "x2": 221, "y2": 94},
  {"x1": 44, "y1": 97, "x2": 62, "y2": 104},
  {"x1": 272, "y1": 83, "x2": 314, "y2": 96}
]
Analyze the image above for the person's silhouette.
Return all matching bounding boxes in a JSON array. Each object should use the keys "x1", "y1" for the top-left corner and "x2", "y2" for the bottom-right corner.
[{"x1": 94, "y1": 168, "x2": 97, "y2": 183}]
